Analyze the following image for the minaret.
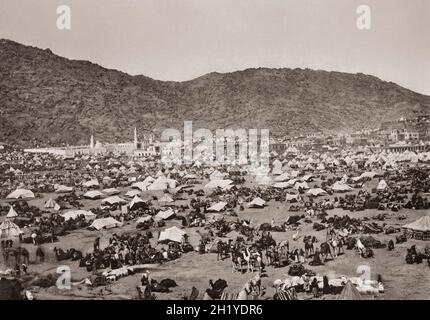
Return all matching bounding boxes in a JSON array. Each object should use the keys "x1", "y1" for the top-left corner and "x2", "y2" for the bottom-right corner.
[
  {"x1": 90, "y1": 135, "x2": 94, "y2": 149},
  {"x1": 134, "y1": 127, "x2": 138, "y2": 148}
]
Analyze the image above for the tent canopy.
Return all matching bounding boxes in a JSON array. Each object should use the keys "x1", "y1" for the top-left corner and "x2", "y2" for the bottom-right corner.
[
  {"x1": 90, "y1": 217, "x2": 123, "y2": 230},
  {"x1": 62, "y1": 210, "x2": 96, "y2": 222},
  {"x1": 6, "y1": 189, "x2": 35, "y2": 199},
  {"x1": 6, "y1": 206, "x2": 18, "y2": 218},
  {"x1": 403, "y1": 215, "x2": 430, "y2": 232},
  {"x1": 208, "y1": 201, "x2": 228, "y2": 212},
  {"x1": 0, "y1": 220, "x2": 22, "y2": 239},
  {"x1": 337, "y1": 281, "x2": 364, "y2": 300},
  {"x1": 248, "y1": 197, "x2": 266, "y2": 208},
  {"x1": 158, "y1": 226, "x2": 186, "y2": 243}
]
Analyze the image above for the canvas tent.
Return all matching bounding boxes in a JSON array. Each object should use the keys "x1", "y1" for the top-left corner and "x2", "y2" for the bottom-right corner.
[
  {"x1": 90, "y1": 217, "x2": 123, "y2": 230},
  {"x1": 102, "y1": 196, "x2": 127, "y2": 205},
  {"x1": 307, "y1": 188, "x2": 328, "y2": 196},
  {"x1": 158, "y1": 226, "x2": 186, "y2": 243},
  {"x1": 337, "y1": 281, "x2": 364, "y2": 300},
  {"x1": 44, "y1": 198, "x2": 56, "y2": 208},
  {"x1": 402, "y1": 215, "x2": 430, "y2": 240},
  {"x1": 207, "y1": 201, "x2": 228, "y2": 212},
  {"x1": 132, "y1": 181, "x2": 150, "y2": 191},
  {"x1": 55, "y1": 185, "x2": 74, "y2": 193},
  {"x1": 159, "y1": 194, "x2": 174, "y2": 203},
  {"x1": 204, "y1": 179, "x2": 233, "y2": 189},
  {"x1": 331, "y1": 181, "x2": 353, "y2": 192},
  {"x1": 273, "y1": 182, "x2": 290, "y2": 189},
  {"x1": 83, "y1": 180, "x2": 99, "y2": 188},
  {"x1": 274, "y1": 172, "x2": 290, "y2": 182},
  {"x1": 129, "y1": 195, "x2": 146, "y2": 210},
  {"x1": 84, "y1": 190, "x2": 104, "y2": 199},
  {"x1": 155, "y1": 209, "x2": 175, "y2": 221},
  {"x1": 286, "y1": 194, "x2": 301, "y2": 202},
  {"x1": 248, "y1": 197, "x2": 266, "y2": 208},
  {"x1": 6, "y1": 206, "x2": 18, "y2": 218},
  {"x1": 376, "y1": 180, "x2": 388, "y2": 191},
  {"x1": 0, "y1": 220, "x2": 22, "y2": 239},
  {"x1": 125, "y1": 189, "x2": 141, "y2": 198},
  {"x1": 102, "y1": 188, "x2": 120, "y2": 195},
  {"x1": 136, "y1": 215, "x2": 153, "y2": 224},
  {"x1": 62, "y1": 210, "x2": 96, "y2": 222},
  {"x1": 6, "y1": 189, "x2": 35, "y2": 199}
]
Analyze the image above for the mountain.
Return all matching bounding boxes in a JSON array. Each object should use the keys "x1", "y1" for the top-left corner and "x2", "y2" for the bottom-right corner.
[{"x1": 0, "y1": 38, "x2": 429, "y2": 147}]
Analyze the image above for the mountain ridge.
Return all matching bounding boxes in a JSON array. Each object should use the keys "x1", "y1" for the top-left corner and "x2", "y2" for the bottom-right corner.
[{"x1": 0, "y1": 38, "x2": 429, "y2": 147}]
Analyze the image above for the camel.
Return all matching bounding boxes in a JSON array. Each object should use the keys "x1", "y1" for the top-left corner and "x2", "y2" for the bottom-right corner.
[
  {"x1": 231, "y1": 250, "x2": 243, "y2": 273},
  {"x1": 216, "y1": 241, "x2": 229, "y2": 261},
  {"x1": 320, "y1": 242, "x2": 334, "y2": 262},
  {"x1": 4, "y1": 247, "x2": 30, "y2": 266},
  {"x1": 242, "y1": 247, "x2": 253, "y2": 273},
  {"x1": 250, "y1": 273, "x2": 262, "y2": 295},
  {"x1": 251, "y1": 252, "x2": 262, "y2": 273},
  {"x1": 303, "y1": 236, "x2": 316, "y2": 257},
  {"x1": 330, "y1": 235, "x2": 344, "y2": 257},
  {"x1": 35, "y1": 246, "x2": 45, "y2": 263},
  {"x1": 355, "y1": 238, "x2": 366, "y2": 256},
  {"x1": 237, "y1": 282, "x2": 252, "y2": 300}
]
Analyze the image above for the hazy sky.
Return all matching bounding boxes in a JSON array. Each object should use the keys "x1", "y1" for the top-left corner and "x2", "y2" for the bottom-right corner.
[{"x1": 1, "y1": 0, "x2": 429, "y2": 95}]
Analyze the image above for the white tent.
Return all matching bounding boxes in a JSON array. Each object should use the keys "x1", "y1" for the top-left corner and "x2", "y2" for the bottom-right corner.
[
  {"x1": 83, "y1": 180, "x2": 99, "y2": 188},
  {"x1": 143, "y1": 176, "x2": 156, "y2": 184},
  {"x1": 62, "y1": 210, "x2": 96, "y2": 222},
  {"x1": 125, "y1": 189, "x2": 141, "y2": 198},
  {"x1": 331, "y1": 181, "x2": 353, "y2": 192},
  {"x1": 55, "y1": 185, "x2": 74, "y2": 193},
  {"x1": 301, "y1": 174, "x2": 314, "y2": 182},
  {"x1": 129, "y1": 195, "x2": 146, "y2": 210},
  {"x1": 136, "y1": 215, "x2": 153, "y2": 224},
  {"x1": 256, "y1": 175, "x2": 273, "y2": 185},
  {"x1": 102, "y1": 196, "x2": 127, "y2": 205},
  {"x1": 403, "y1": 215, "x2": 430, "y2": 232},
  {"x1": 183, "y1": 173, "x2": 198, "y2": 180},
  {"x1": 248, "y1": 197, "x2": 266, "y2": 208},
  {"x1": 159, "y1": 194, "x2": 174, "y2": 203},
  {"x1": 83, "y1": 190, "x2": 104, "y2": 199},
  {"x1": 158, "y1": 226, "x2": 186, "y2": 243},
  {"x1": 204, "y1": 179, "x2": 233, "y2": 189},
  {"x1": 6, "y1": 189, "x2": 35, "y2": 199},
  {"x1": 90, "y1": 217, "x2": 123, "y2": 230},
  {"x1": 376, "y1": 180, "x2": 388, "y2": 191},
  {"x1": 6, "y1": 207, "x2": 18, "y2": 218},
  {"x1": 148, "y1": 177, "x2": 176, "y2": 191},
  {"x1": 360, "y1": 171, "x2": 380, "y2": 179},
  {"x1": 207, "y1": 201, "x2": 228, "y2": 212},
  {"x1": 294, "y1": 181, "x2": 310, "y2": 190},
  {"x1": 155, "y1": 209, "x2": 176, "y2": 221},
  {"x1": 0, "y1": 220, "x2": 22, "y2": 239},
  {"x1": 307, "y1": 188, "x2": 328, "y2": 196},
  {"x1": 102, "y1": 188, "x2": 120, "y2": 195},
  {"x1": 274, "y1": 172, "x2": 290, "y2": 182},
  {"x1": 44, "y1": 198, "x2": 56, "y2": 208},
  {"x1": 273, "y1": 182, "x2": 290, "y2": 189},
  {"x1": 132, "y1": 181, "x2": 150, "y2": 191},
  {"x1": 272, "y1": 159, "x2": 283, "y2": 175},
  {"x1": 210, "y1": 170, "x2": 226, "y2": 180},
  {"x1": 286, "y1": 193, "x2": 301, "y2": 202}
]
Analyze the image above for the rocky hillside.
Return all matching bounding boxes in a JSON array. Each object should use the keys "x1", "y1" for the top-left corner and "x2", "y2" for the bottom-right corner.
[{"x1": 0, "y1": 39, "x2": 429, "y2": 147}]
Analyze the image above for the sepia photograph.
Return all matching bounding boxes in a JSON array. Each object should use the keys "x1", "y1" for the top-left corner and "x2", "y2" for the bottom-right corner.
[{"x1": 0, "y1": 0, "x2": 429, "y2": 305}]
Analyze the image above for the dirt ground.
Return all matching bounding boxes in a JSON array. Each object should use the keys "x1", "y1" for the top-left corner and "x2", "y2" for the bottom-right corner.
[{"x1": 1, "y1": 177, "x2": 430, "y2": 300}]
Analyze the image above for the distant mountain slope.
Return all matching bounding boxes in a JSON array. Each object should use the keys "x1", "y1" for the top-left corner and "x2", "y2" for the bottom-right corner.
[{"x1": 0, "y1": 39, "x2": 428, "y2": 147}]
